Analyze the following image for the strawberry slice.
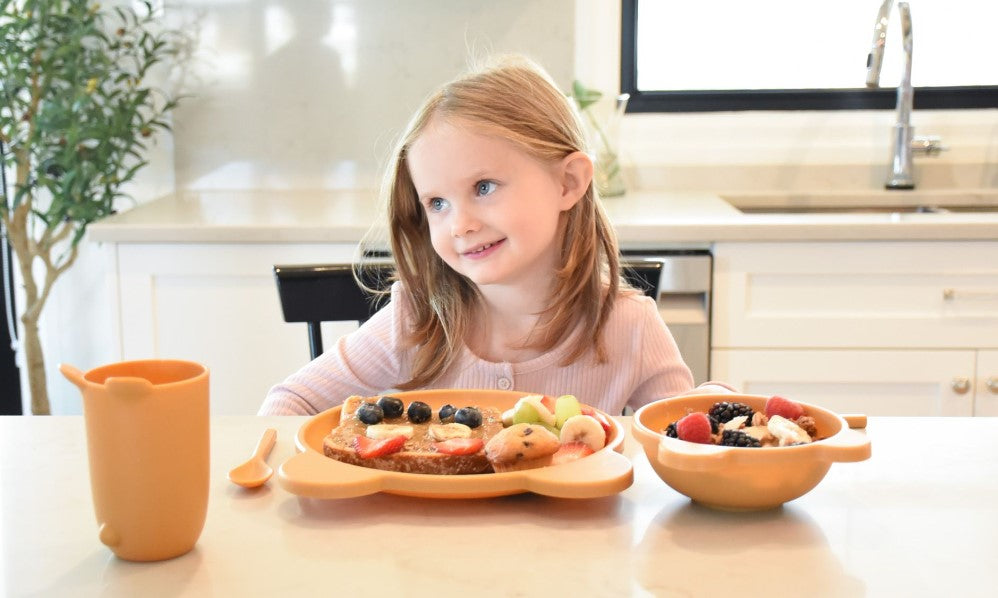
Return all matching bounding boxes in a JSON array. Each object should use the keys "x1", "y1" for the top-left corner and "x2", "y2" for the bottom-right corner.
[
  {"x1": 551, "y1": 442, "x2": 595, "y2": 466},
  {"x1": 433, "y1": 438, "x2": 484, "y2": 455},
  {"x1": 581, "y1": 405, "x2": 613, "y2": 437},
  {"x1": 540, "y1": 395, "x2": 556, "y2": 413},
  {"x1": 353, "y1": 434, "x2": 407, "y2": 459}
]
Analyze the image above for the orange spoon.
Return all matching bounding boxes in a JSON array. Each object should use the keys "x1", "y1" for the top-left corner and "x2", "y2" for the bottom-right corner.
[{"x1": 228, "y1": 428, "x2": 277, "y2": 488}]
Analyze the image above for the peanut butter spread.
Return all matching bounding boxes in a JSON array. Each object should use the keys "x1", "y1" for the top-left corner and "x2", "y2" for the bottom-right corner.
[
  {"x1": 327, "y1": 397, "x2": 503, "y2": 452},
  {"x1": 322, "y1": 396, "x2": 505, "y2": 474}
]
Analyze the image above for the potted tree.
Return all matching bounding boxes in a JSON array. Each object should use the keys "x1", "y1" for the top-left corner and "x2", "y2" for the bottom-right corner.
[{"x1": 0, "y1": 0, "x2": 187, "y2": 414}]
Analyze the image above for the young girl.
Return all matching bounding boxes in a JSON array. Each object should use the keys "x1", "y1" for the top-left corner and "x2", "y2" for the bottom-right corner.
[{"x1": 260, "y1": 56, "x2": 725, "y2": 416}]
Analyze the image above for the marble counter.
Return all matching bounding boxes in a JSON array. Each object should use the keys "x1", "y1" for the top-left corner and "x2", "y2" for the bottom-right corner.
[
  {"x1": 87, "y1": 189, "x2": 998, "y2": 245},
  {"x1": 2, "y1": 415, "x2": 996, "y2": 597}
]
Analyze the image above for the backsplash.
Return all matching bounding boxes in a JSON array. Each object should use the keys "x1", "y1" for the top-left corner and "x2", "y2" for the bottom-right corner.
[
  {"x1": 154, "y1": 0, "x2": 998, "y2": 195},
  {"x1": 168, "y1": 0, "x2": 575, "y2": 191},
  {"x1": 617, "y1": 109, "x2": 998, "y2": 192}
]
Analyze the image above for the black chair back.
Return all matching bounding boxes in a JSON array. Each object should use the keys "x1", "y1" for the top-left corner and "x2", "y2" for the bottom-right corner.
[
  {"x1": 274, "y1": 258, "x2": 659, "y2": 360},
  {"x1": 273, "y1": 262, "x2": 393, "y2": 359}
]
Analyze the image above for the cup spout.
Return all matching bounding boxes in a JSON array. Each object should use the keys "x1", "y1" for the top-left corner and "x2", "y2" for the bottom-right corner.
[{"x1": 59, "y1": 363, "x2": 87, "y2": 390}]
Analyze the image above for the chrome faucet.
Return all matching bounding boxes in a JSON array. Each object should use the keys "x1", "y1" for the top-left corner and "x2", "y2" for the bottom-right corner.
[{"x1": 865, "y1": 0, "x2": 943, "y2": 190}]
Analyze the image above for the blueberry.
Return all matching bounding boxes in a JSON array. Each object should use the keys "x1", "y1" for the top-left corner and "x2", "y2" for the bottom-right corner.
[
  {"x1": 407, "y1": 401, "x2": 432, "y2": 424},
  {"x1": 438, "y1": 404, "x2": 456, "y2": 422},
  {"x1": 377, "y1": 396, "x2": 405, "y2": 419},
  {"x1": 356, "y1": 402, "x2": 384, "y2": 425},
  {"x1": 454, "y1": 406, "x2": 482, "y2": 429}
]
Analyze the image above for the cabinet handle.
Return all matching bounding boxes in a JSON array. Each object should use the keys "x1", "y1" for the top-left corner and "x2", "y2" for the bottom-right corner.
[
  {"x1": 951, "y1": 377, "x2": 971, "y2": 394},
  {"x1": 988, "y1": 377, "x2": 998, "y2": 395},
  {"x1": 942, "y1": 288, "x2": 998, "y2": 300}
]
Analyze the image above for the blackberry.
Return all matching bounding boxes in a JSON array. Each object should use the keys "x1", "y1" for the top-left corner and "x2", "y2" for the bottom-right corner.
[
  {"x1": 720, "y1": 429, "x2": 761, "y2": 448},
  {"x1": 708, "y1": 401, "x2": 755, "y2": 424},
  {"x1": 708, "y1": 415, "x2": 720, "y2": 434}
]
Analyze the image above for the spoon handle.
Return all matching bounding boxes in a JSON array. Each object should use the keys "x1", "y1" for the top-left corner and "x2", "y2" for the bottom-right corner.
[{"x1": 254, "y1": 428, "x2": 278, "y2": 460}]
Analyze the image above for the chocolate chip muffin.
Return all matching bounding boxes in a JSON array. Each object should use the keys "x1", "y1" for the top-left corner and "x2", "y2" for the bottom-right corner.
[{"x1": 484, "y1": 423, "x2": 561, "y2": 472}]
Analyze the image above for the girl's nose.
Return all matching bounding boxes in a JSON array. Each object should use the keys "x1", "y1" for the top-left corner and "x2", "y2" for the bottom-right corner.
[{"x1": 450, "y1": 203, "x2": 481, "y2": 237}]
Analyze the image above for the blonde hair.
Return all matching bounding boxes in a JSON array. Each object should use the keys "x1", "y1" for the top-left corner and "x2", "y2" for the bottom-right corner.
[{"x1": 369, "y1": 55, "x2": 625, "y2": 389}]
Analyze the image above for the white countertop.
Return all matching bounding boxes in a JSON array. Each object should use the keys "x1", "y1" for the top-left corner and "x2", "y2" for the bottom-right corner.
[
  {"x1": 3, "y1": 415, "x2": 996, "y2": 597},
  {"x1": 87, "y1": 189, "x2": 998, "y2": 245}
]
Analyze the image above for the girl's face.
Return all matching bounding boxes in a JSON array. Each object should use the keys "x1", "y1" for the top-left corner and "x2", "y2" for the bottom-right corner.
[{"x1": 406, "y1": 116, "x2": 587, "y2": 293}]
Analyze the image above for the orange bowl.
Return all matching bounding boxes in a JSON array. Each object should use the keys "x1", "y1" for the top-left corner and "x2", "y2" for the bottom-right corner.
[{"x1": 632, "y1": 394, "x2": 871, "y2": 510}]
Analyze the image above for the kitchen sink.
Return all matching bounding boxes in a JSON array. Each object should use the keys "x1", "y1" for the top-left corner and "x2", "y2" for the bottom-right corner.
[{"x1": 720, "y1": 190, "x2": 998, "y2": 214}]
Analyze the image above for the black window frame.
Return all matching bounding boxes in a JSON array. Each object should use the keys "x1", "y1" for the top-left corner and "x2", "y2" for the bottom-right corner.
[{"x1": 620, "y1": 0, "x2": 998, "y2": 113}]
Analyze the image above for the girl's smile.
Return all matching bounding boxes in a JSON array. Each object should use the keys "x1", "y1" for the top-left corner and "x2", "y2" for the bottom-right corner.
[{"x1": 461, "y1": 238, "x2": 506, "y2": 259}]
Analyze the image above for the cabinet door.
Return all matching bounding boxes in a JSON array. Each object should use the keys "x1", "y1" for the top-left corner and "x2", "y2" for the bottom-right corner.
[
  {"x1": 712, "y1": 242, "x2": 998, "y2": 349},
  {"x1": 116, "y1": 242, "x2": 361, "y2": 415},
  {"x1": 711, "y1": 348, "x2": 976, "y2": 416},
  {"x1": 975, "y1": 350, "x2": 998, "y2": 416}
]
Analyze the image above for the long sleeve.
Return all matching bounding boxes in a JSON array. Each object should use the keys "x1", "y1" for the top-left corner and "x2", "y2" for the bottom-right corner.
[{"x1": 258, "y1": 284, "x2": 412, "y2": 415}]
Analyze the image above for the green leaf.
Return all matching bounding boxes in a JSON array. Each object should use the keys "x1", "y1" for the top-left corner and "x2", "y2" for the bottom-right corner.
[
  {"x1": 1, "y1": 0, "x2": 190, "y2": 263},
  {"x1": 571, "y1": 80, "x2": 603, "y2": 111}
]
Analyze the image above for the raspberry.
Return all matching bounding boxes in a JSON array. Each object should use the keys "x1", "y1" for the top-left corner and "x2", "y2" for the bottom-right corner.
[
  {"x1": 765, "y1": 395, "x2": 805, "y2": 421},
  {"x1": 675, "y1": 412, "x2": 712, "y2": 444}
]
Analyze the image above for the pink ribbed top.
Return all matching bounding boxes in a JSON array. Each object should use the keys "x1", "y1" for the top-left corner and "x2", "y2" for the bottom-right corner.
[{"x1": 259, "y1": 282, "x2": 699, "y2": 416}]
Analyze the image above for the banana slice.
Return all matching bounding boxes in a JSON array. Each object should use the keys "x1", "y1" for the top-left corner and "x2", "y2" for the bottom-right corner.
[
  {"x1": 723, "y1": 415, "x2": 749, "y2": 430},
  {"x1": 428, "y1": 423, "x2": 472, "y2": 441},
  {"x1": 767, "y1": 415, "x2": 812, "y2": 446},
  {"x1": 366, "y1": 424, "x2": 414, "y2": 440},
  {"x1": 742, "y1": 425, "x2": 775, "y2": 444},
  {"x1": 559, "y1": 414, "x2": 606, "y2": 451}
]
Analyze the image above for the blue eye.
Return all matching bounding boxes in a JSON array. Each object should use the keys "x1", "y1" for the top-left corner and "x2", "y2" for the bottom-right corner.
[
  {"x1": 427, "y1": 197, "x2": 449, "y2": 212},
  {"x1": 476, "y1": 180, "x2": 497, "y2": 196}
]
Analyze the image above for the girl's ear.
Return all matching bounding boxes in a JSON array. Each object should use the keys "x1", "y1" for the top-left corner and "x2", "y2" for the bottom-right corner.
[{"x1": 557, "y1": 151, "x2": 594, "y2": 211}]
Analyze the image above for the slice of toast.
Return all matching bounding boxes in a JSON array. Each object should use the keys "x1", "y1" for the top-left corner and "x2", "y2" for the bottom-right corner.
[{"x1": 323, "y1": 396, "x2": 504, "y2": 475}]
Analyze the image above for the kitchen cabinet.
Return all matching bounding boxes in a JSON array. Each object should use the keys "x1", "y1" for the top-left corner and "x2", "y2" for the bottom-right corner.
[
  {"x1": 711, "y1": 348, "x2": 977, "y2": 416},
  {"x1": 112, "y1": 242, "x2": 362, "y2": 414},
  {"x1": 710, "y1": 241, "x2": 998, "y2": 415}
]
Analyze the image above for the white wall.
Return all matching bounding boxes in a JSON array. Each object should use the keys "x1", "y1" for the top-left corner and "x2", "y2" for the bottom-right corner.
[{"x1": 170, "y1": 0, "x2": 576, "y2": 191}]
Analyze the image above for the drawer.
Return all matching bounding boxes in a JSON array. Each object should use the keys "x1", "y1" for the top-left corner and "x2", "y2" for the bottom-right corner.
[
  {"x1": 712, "y1": 241, "x2": 998, "y2": 349},
  {"x1": 711, "y1": 348, "x2": 976, "y2": 416}
]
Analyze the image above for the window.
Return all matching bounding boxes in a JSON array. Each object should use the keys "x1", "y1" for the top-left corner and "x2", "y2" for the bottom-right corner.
[{"x1": 621, "y1": 0, "x2": 998, "y2": 112}]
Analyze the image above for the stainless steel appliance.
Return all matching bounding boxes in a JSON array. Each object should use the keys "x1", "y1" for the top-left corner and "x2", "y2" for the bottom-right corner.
[{"x1": 622, "y1": 250, "x2": 712, "y2": 386}]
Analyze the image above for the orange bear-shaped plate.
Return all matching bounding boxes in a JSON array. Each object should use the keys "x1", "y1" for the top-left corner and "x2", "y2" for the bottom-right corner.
[{"x1": 278, "y1": 389, "x2": 633, "y2": 499}]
